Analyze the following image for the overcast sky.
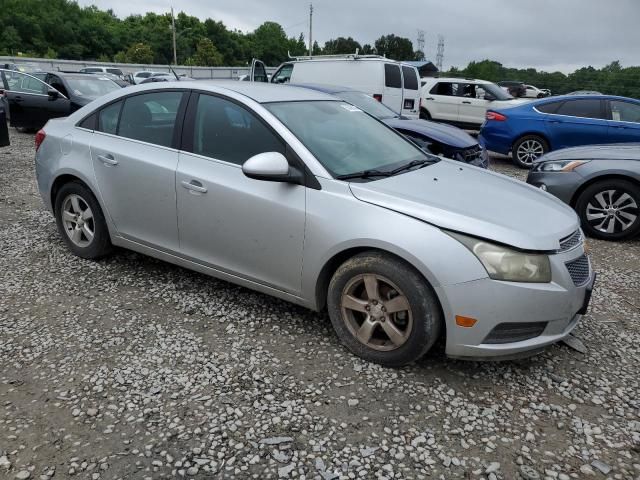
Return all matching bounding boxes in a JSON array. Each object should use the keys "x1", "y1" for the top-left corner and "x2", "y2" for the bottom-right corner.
[{"x1": 77, "y1": 0, "x2": 640, "y2": 73}]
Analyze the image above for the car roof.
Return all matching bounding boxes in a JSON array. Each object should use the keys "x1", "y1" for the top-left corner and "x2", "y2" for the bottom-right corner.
[
  {"x1": 289, "y1": 83, "x2": 358, "y2": 94},
  {"x1": 181, "y1": 80, "x2": 337, "y2": 103},
  {"x1": 540, "y1": 143, "x2": 640, "y2": 162},
  {"x1": 534, "y1": 94, "x2": 638, "y2": 103},
  {"x1": 47, "y1": 72, "x2": 115, "y2": 80},
  {"x1": 423, "y1": 77, "x2": 489, "y2": 84}
]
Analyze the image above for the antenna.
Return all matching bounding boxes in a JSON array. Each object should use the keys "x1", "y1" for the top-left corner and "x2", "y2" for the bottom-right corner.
[
  {"x1": 417, "y1": 30, "x2": 425, "y2": 60},
  {"x1": 436, "y1": 35, "x2": 445, "y2": 71}
]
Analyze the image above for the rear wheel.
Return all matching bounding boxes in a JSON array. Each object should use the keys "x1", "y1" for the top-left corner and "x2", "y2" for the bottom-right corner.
[
  {"x1": 327, "y1": 251, "x2": 442, "y2": 367},
  {"x1": 419, "y1": 108, "x2": 432, "y2": 120},
  {"x1": 575, "y1": 179, "x2": 640, "y2": 241},
  {"x1": 512, "y1": 135, "x2": 549, "y2": 168},
  {"x1": 54, "y1": 181, "x2": 113, "y2": 259}
]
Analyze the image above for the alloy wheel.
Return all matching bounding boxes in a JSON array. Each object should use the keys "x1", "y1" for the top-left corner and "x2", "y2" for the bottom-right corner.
[
  {"x1": 586, "y1": 189, "x2": 638, "y2": 234},
  {"x1": 61, "y1": 194, "x2": 95, "y2": 247},
  {"x1": 340, "y1": 274, "x2": 413, "y2": 352},
  {"x1": 516, "y1": 139, "x2": 544, "y2": 165}
]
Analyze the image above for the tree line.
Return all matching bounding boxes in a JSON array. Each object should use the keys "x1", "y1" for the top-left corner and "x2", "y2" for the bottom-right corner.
[{"x1": 1, "y1": 0, "x2": 638, "y2": 98}]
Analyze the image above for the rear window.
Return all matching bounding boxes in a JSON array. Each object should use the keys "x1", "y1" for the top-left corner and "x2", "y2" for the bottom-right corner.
[
  {"x1": 556, "y1": 99, "x2": 604, "y2": 119},
  {"x1": 536, "y1": 101, "x2": 562, "y2": 114},
  {"x1": 401, "y1": 66, "x2": 418, "y2": 90},
  {"x1": 384, "y1": 64, "x2": 401, "y2": 89}
]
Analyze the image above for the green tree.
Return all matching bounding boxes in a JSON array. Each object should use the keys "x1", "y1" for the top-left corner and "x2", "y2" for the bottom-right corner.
[
  {"x1": 374, "y1": 34, "x2": 415, "y2": 60},
  {"x1": 190, "y1": 37, "x2": 223, "y2": 66},
  {"x1": 126, "y1": 42, "x2": 154, "y2": 64},
  {"x1": 247, "y1": 21, "x2": 289, "y2": 65},
  {"x1": 323, "y1": 36, "x2": 361, "y2": 55}
]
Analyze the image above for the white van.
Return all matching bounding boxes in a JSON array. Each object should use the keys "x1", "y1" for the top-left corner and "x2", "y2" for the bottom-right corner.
[{"x1": 250, "y1": 54, "x2": 421, "y2": 119}]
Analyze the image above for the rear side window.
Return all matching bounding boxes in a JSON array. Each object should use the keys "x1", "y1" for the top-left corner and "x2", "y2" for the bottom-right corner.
[
  {"x1": 610, "y1": 100, "x2": 640, "y2": 123},
  {"x1": 536, "y1": 101, "x2": 562, "y2": 114},
  {"x1": 78, "y1": 113, "x2": 97, "y2": 130},
  {"x1": 555, "y1": 99, "x2": 604, "y2": 119},
  {"x1": 191, "y1": 94, "x2": 284, "y2": 165},
  {"x1": 98, "y1": 101, "x2": 122, "y2": 135},
  {"x1": 384, "y1": 64, "x2": 401, "y2": 88},
  {"x1": 430, "y1": 82, "x2": 459, "y2": 96},
  {"x1": 118, "y1": 92, "x2": 185, "y2": 147},
  {"x1": 401, "y1": 66, "x2": 418, "y2": 90}
]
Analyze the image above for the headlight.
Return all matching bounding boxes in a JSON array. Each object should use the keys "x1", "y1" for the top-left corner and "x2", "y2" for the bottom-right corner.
[
  {"x1": 533, "y1": 160, "x2": 590, "y2": 172},
  {"x1": 449, "y1": 232, "x2": 552, "y2": 283}
]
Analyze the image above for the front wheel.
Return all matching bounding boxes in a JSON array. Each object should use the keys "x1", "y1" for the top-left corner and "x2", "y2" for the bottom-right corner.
[
  {"x1": 419, "y1": 108, "x2": 432, "y2": 120},
  {"x1": 575, "y1": 179, "x2": 640, "y2": 241},
  {"x1": 327, "y1": 252, "x2": 442, "y2": 367},
  {"x1": 512, "y1": 135, "x2": 549, "y2": 169}
]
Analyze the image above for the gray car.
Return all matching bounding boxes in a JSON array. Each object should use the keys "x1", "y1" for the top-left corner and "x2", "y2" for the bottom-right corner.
[
  {"x1": 527, "y1": 144, "x2": 640, "y2": 241},
  {"x1": 35, "y1": 82, "x2": 594, "y2": 366}
]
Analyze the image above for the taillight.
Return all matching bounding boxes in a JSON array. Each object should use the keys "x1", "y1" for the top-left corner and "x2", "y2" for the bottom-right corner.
[
  {"x1": 373, "y1": 94, "x2": 382, "y2": 102},
  {"x1": 35, "y1": 129, "x2": 46, "y2": 151},
  {"x1": 486, "y1": 111, "x2": 507, "y2": 121}
]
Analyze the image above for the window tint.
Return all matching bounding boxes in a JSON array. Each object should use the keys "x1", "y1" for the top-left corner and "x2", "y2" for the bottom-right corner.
[
  {"x1": 384, "y1": 64, "x2": 401, "y2": 88},
  {"x1": 401, "y1": 66, "x2": 418, "y2": 90},
  {"x1": 4, "y1": 72, "x2": 48, "y2": 95},
  {"x1": 556, "y1": 99, "x2": 604, "y2": 119},
  {"x1": 78, "y1": 113, "x2": 97, "y2": 130},
  {"x1": 98, "y1": 101, "x2": 122, "y2": 135},
  {"x1": 192, "y1": 94, "x2": 284, "y2": 165},
  {"x1": 272, "y1": 64, "x2": 293, "y2": 84},
  {"x1": 118, "y1": 92, "x2": 184, "y2": 147},
  {"x1": 137, "y1": 72, "x2": 151, "y2": 78},
  {"x1": 430, "y1": 82, "x2": 459, "y2": 96},
  {"x1": 536, "y1": 101, "x2": 562, "y2": 114},
  {"x1": 106, "y1": 69, "x2": 123, "y2": 76},
  {"x1": 47, "y1": 75, "x2": 68, "y2": 97},
  {"x1": 610, "y1": 100, "x2": 640, "y2": 123}
]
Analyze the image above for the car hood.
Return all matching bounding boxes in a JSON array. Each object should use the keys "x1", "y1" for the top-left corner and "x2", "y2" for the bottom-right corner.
[
  {"x1": 536, "y1": 143, "x2": 640, "y2": 162},
  {"x1": 384, "y1": 118, "x2": 477, "y2": 149},
  {"x1": 349, "y1": 160, "x2": 578, "y2": 251}
]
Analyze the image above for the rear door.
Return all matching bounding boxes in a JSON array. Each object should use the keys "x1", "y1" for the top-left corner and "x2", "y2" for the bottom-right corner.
[
  {"x1": 607, "y1": 99, "x2": 640, "y2": 142},
  {"x1": 545, "y1": 99, "x2": 609, "y2": 149},
  {"x1": 400, "y1": 65, "x2": 419, "y2": 118},
  {"x1": 424, "y1": 81, "x2": 461, "y2": 123},
  {"x1": 250, "y1": 59, "x2": 269, "y2": 82},
  {"x1": 382, "y1": 63, "x2": 403, "y2": 113}
]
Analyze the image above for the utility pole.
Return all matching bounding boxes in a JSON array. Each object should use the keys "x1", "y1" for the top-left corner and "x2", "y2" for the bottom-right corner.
[
  {"x1": 308, "y1": 3, "x2": 313, "y2": 56},
  {"x1": 171, "y1": 7, "x2": 177, "y2": 65}
]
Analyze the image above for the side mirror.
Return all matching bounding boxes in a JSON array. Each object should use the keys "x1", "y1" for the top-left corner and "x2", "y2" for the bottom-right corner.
[
  {"x1": 484, "y1": 92, "x2": 496, "y2": 101},
  {"x1": 47, "y1": 88, "x2": 59, "y2": 100},
  {"x1": 242, "y1": 152, "x2": 303, "y2": 184}
]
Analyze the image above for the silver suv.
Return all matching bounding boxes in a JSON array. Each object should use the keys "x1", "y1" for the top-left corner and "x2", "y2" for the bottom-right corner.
[{"x1": 34, "y1": 82, "x2": 594, "y2": 366}]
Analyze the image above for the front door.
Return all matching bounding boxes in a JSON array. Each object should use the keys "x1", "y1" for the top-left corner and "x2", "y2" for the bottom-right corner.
[
  {"x1": 250, "y1": 59, "x2": 269, "y2": 82},
  {"x1": 458, "y1": 83, "x2": 490, "y2": 126},
  {"x1": 545, "y1": 99, "x2": 609, "y2": 149},
  {"x1": 90, "y1": 90, "x2": 187, "y2": 252},
  {"x1": 176, "y1": 93, "x2": 305, "y2": 294}
]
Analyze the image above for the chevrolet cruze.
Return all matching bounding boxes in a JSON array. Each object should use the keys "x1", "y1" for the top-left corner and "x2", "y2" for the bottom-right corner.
[{"x1": 35, "y1": 82, "x2": 595, "y2": 367}]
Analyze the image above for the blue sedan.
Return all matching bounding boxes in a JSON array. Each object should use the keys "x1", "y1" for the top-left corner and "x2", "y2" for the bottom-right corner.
[
  {"x1": 479, "y1": 94, "x2": 640, "y2": 168},
  {"x1": 293, "y1": 83, "x2": 489, "y2": 168}
]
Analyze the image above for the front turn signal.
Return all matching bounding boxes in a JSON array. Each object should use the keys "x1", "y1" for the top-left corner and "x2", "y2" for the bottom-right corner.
[{"x1": 456, "y1": 315, "x2": 478, "y2": 328}]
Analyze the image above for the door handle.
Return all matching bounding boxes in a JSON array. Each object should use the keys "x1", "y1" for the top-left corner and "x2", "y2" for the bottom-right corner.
[
  {"x1": 13, "y1": 96, "x2": 23, "y2": 102},
  {"x1": 97, "y1": 153, "x2": 118, "y2": 166},
  {"x1": 181, "y1": 180, "x2": 208, "y2": 194},
  {"x1": 425, "y1": 97, "x2": 434, "y2": 101},
  {"x1": 462, "y1": 100, "x2": 472, "y2": 104}
]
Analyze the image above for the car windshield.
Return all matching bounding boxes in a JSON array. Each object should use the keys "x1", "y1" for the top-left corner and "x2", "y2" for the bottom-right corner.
[
  {"x1": 334, "y1": 91, "x2": 399, "y2": 120},
  {"x1": 265, "y1": 101, "x2": 430, "y2": 178},
  {"x1": 481, "y1": 83, "x2": 513, "y2": 100},
  {"x1": 65, "y1": 78, "x2": 121, "y2": 99}
]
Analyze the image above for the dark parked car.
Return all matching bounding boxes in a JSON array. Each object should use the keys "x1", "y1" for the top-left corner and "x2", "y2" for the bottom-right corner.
[
  {"x1": 498, "y1": 81, "x2": 527, "y2": 98},
  {"x1": 480, "y1": 94, "x2": 640, "y2": 168},
  {"x1": 0, "y1": 70, "x2": 121, "y2": 130},
  {"x1": 527, "y1": 144, "x2": 640, "y2": 241},
  {"x1": 294, "y1": 84, "x2": 489, "y2": 168},
  {"x1": 0, "y1": 102, "x2": 9, "y2": 147}
]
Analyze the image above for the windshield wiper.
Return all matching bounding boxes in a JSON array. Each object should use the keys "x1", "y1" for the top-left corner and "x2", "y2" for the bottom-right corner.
[
  {"x1": 336, "y1": 169, "x2": 392, "y2": 180},
  {"x1": 387, "y1": 158, "x2": 437, "y2": 175}
]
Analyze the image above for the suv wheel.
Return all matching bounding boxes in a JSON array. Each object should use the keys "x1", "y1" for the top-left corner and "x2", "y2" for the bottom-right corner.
[
  {"x1": 512, "y1": 135, "x2": 548, "y2": 168},
  {"x1": 419, "y1": 108, "x2": 432, "y2": 120},
  {"x1": 327, "y1": 251, "x2": 442, "y2": 367},
  {"x1": 54, "y1": 182, "x2": 113, "y2": 259},
  {"x1": 576, "y1": 179, "x2": 640, "y2": 241}
]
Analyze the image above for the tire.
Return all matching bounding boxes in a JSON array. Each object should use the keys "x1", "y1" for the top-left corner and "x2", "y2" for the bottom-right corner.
[
  {"x1": 327, "y1": 251, "x2": 442, "y2": 367},
  {"x1": 575, "y1": 179, "x2": 640, "y2": 241},
  {"x1": 512, "y1": 135, "x2": 549, "y2": 169},
  {"x1": 419, "y1": 108, "x2": 432, "y2": 120},
  {"x1": 54, "y1": 181, "x2": 113, "y2": 259}
]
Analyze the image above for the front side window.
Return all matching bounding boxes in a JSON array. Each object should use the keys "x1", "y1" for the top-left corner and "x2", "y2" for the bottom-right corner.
[
  {"x1": 610, "y1": 100, "x2": 640, "y2": 123},
  {"x1": 556, "y1": 99, "x2": 604, "y2": 119},
  {"x1": 192, "y1": 94, "x2": 284, "y2": 165},
  {"x1": 384, "y1": 64, "x2": 401, "y2": 88},
  {"x1": 98, "y1": 101, "x2": 122, "y2": 135},
  {"x1": 272, "y1": 64, "x2": 293, "y2": 84},
  {"x1": 118, "y1": 91, "x2": 184, "y2": 147},
  {"x1": 3, "y1": 71, "x2": 48, "y2": 95},
  {"x1": 265, "y1": 101, "x2": 428, "y2": 177},
  {"x1": 401, "y1": 66, "x2": 418, "y2": 90}
]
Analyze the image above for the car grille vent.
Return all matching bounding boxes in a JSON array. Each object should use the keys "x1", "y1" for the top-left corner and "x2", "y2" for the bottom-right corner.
[
  {"x1": 484, "y1": 322, "x2": 548, "y2": 344},
  {"x1": 460, "y1": 145, "x2": 482, "y2": 162},
  {"x1": 559, "y1": 230, "x2": 583, "y2": 252},
  {"x1": 566, "y1": 255, "x2": 590, "y2": 286}
]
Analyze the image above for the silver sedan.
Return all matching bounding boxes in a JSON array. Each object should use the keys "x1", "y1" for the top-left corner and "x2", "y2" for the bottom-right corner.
[{"x1": 34, "y1": 81, "x2": 594, "y2": 366}]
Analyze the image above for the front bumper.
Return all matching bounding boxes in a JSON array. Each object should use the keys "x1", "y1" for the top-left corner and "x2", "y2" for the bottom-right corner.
[
  {"x1": 437, "y1": 250, "x2": 595, "y2": 360},
  {"x1": 526, "y1": 171, "x2": 582, "y2": 205}
]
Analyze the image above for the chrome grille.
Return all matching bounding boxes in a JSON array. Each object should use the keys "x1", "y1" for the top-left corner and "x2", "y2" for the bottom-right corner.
[
  {"x1": 566, "y1": 255, "x2": 590, "y2": 286},
  {"x1": 559, "y1": 230, "x2": 583, "y2": 252}
]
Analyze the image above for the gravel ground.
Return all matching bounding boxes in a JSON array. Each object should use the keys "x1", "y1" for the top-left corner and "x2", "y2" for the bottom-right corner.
[{"x1": 1, "y1": 128, "x2": 639, "y2": 480}]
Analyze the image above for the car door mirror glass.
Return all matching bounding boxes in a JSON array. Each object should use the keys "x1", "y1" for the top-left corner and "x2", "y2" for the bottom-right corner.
[
  {"x1": 242, "y1": 152, "x2": 295, "y2": 183},
  {"x1": 47, "y1": 88, "x2": 60, "y2": 100}
]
